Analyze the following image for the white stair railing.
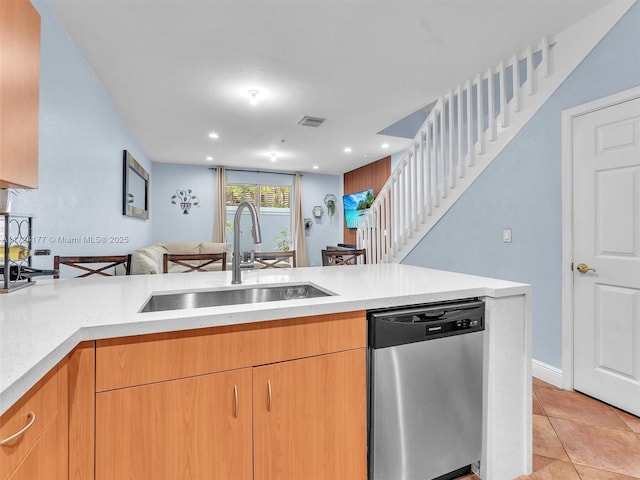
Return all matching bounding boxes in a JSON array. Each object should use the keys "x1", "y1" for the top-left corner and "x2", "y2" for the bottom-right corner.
[{"x1": 357, "y1": 36, "x2": 553, "y2": 264}]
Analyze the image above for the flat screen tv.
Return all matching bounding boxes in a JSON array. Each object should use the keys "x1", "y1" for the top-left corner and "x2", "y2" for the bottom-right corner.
[{"x1": 343, "y1": 188, "x2": 374, "y2": 229}]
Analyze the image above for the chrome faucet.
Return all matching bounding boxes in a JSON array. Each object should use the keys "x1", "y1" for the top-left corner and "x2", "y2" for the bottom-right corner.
[{"x1": 232, "y1": 201, "x2": 262, "y2": 284}]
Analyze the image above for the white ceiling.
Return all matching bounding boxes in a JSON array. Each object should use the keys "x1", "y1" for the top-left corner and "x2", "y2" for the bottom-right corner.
[{"x1": 47, "y1": 0, "x2": 615, "y2": 175}]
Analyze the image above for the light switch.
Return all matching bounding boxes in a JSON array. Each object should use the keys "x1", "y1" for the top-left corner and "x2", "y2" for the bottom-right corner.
[{"x1": 503, "y1": 228, "x2": 512, "y2": 243}]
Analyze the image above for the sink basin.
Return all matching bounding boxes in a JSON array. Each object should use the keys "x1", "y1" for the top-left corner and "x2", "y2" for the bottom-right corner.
[{"x1": 140, "y1": 283, "x2": 333, "y2": 313}]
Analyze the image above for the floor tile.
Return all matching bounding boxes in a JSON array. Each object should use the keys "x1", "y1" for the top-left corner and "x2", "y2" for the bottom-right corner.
[
  {"x1": 535, "y1": 387, "x2": 631, "y2": 431},
  {"x1": 532, "y1": 414, "x2": 569, "y2": 461},
  {"x1": 532, "y1": 393, "x2": 545, "y2": 415},
  {"x1": 615, "y1": 408, "x2": 640, "y2": 434},
  {"x1": 532, "y1": 378, "x2": 559, "y2": 391},
  {"x1": 573, "y1": 463, "x2": 640, "y2": 479},
  {"x1": 549, "y1": 417, "x2": 640, "y2": 478},
  {"x1": 515, "y1": 455, "x2": 580, "y2": 480}
]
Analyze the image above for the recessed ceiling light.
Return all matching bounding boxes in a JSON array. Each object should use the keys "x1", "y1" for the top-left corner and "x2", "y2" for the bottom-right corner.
[
  {"x1": 208, "y1": 132, "x2": 219, "y2": 139},
  {"x1": 205, "y1": 156, "x2": 214, "y2": 161},
  {"x1": 381, "y1": 143, "x2": 389, "y2": 149},
  {"x1": 269, "y1": 152, "x2": 277, "y2": 162},
  {"x1": 312, "y1": 165, "x2": 319, "y2": 170},
  {"x1": 344, "y1": 147, "x2": 352, "y2": 153},
  {"x1": 248, "y1": 90, "x2": 259, "y2": 106}
]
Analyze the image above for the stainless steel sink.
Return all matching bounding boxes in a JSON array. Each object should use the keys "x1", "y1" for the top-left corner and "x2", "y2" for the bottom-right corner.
[{"x1": 140, "y1": 283, "x2": 333, "y2": 313}]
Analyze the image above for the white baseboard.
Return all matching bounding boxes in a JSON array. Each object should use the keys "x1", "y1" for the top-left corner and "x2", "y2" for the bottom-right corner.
[{"x1": 532, "y1": 359, "x2": 563, "y2": 388}]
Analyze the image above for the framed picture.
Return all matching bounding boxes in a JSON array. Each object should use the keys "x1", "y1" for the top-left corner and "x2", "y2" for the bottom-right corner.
[{"x1": 123, "y1": 150, "x2": 149, "y2": 220}]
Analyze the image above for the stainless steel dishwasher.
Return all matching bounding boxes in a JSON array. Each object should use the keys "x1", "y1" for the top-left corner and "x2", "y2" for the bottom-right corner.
[{"x1": 368, "y1": 299, "x2": 485, "y2": 480}]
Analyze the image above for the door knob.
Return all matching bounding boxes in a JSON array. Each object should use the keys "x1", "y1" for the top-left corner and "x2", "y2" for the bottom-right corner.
[{"x1": 576, "y1": 263, "x2": 596, "y2": 274}]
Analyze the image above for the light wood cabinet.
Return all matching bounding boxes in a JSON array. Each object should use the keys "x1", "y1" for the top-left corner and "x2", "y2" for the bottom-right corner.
[
  {"x1": 0, "y1": 0, "x2": 40, "y2": 189},
  {"x1": 0, "y1": 358, "x2": 68, "y2": 480},
  {"x1": 254, "y1": 349, "x2": 366, "y2": 480},
  {"x1": 90, "y1": 312, "x2": 367, "y2": 480},
  {"x1": 6, "y1": 421, "x2": 58, "y2": 480},
  {"x1": 96, "y1": 368, "x2": 253, "y2": 480}
]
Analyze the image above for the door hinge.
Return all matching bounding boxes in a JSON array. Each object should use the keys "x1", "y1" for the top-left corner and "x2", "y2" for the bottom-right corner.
[{"x1": 570, "y1": 262, "x2": 574, "y2": 271}]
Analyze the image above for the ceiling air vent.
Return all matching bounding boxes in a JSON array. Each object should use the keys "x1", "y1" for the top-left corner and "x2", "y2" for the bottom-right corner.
[{"x1": 298, "y1": 116, "x2": 325, "y2": 128}]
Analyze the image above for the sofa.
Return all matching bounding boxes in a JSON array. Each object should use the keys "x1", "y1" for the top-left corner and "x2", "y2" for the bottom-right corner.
[{"x1": 130, "y1": 242, "x2": 232, "y2": 274}]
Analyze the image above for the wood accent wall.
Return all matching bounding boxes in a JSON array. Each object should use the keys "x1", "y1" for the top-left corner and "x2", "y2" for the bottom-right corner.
[{"x1": 343, "y1": 156, "x2": 391, "y2": 245}]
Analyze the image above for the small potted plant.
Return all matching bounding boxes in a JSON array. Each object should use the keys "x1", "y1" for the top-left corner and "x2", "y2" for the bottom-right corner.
[
  {"x1": 304, "y1": 218, "x2": 313, "y2": 231},
  {"x1": 324, "y1": 194, "x2": 337, "y2": 216}
]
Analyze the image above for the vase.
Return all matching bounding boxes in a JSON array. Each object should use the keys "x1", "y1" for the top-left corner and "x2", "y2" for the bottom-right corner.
[
  {"x1": 0, "y1": 190, "x2": 11, "y2": 213},
  {"x1": 180, "y1": 202, "x2": 192, "y2": 214}
]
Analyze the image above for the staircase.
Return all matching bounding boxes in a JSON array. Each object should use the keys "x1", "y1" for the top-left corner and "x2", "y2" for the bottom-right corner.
[{"x1": 356, "y1": 1, "x2": 635, "y2": 264}]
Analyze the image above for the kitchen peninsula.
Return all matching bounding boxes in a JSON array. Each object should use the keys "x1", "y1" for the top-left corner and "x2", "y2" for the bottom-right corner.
[{"x1": 0, "y1": 263, "x2": 531, "y2": 480}]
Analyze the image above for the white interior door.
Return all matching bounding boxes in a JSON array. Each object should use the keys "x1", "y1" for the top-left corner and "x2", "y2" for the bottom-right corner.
[{"x1": 572, "y1": 95, "x2": 640, "y2": 416}]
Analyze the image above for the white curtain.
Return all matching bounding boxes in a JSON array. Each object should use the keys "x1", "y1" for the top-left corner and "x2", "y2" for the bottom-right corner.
[
  {"x1": 293, "y1": 172, "x2": 308, "y2": 267},
  {"x1": 212, "y1": 166, "x2": 226, "y2": 243}
]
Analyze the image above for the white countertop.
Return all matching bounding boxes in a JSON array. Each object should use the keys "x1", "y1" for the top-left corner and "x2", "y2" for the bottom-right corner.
[{"x1": 0, "y1": 263, "x2": 528, "y2": 415}]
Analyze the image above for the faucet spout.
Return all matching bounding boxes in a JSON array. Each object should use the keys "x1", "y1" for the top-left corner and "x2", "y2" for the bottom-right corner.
[{"x1": 232, "y1": 201, "x2": 262, "y2": 284}]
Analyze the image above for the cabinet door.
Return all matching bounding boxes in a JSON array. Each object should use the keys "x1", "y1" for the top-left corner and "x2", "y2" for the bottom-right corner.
[
  {"x1": 0, "y1": 0, "x2": 40, "y2": 189},
  {"x1": 0, "y1": 369, "x2": 57, "y2": 479},
  {"x1": 96, "y1": 368, "x2": 253, "y2": 480},
  {"x1": 253, "y1": 349, "x2": 367, "y2": 480},
  {"x1": 6, "y1": 422, "x2": 58, "y2": 480}
]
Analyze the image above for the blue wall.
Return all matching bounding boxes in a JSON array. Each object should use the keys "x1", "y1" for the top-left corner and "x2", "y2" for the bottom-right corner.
[
  {"x1": 151, "y1": 164, "x2": 215, "y2": 242},
  {"x1": 403, "y1": 2, "x2": 640, "y2": 369},
  {"x1": 13, "y1": 0, "x2": 153, "y2": 273},
  {"x1": 151, "y1": 165, "x2": 343, "y2": 266},
  {"x1": 300, "y1": 173, "x2": 343, "y2": 266}
]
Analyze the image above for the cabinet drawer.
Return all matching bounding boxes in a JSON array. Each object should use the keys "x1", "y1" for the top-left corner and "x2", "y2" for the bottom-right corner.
[
  {"x1": 0, "y1": 369, "x2": 58, "y2": 479},
  {"x1": 96, "y1": 310, "x2": 366, "y2": 391}
]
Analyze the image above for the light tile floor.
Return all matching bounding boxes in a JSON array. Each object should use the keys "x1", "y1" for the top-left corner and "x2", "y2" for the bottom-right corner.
[{"x1": 460, "y1": 377, "x2": 640, "y2": 479}]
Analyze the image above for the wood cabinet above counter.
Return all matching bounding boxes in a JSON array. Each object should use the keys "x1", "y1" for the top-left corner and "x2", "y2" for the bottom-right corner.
[{"x1": 0, "y1": 0, "x2": 40, "y2": 189}]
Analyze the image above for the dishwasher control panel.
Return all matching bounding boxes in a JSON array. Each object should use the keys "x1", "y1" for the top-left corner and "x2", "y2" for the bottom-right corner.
[
  {"x1": 455, "y1": 318, "x2": 481, "y2": 329},
  {"x1": 368, "y1": 299, "x2": 485, "y2": 348}
]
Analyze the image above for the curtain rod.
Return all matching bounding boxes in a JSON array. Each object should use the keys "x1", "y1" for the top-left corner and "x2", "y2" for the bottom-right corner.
[{"x1": 208, "y1": 167, "x2": 302, "y2": 176}]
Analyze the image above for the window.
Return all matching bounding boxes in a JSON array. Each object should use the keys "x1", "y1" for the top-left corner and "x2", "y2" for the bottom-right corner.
[{"x1": 225, "y1": 184, "x2": 291, "y2": 254}]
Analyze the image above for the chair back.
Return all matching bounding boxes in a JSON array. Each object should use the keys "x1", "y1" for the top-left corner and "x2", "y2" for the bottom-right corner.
[
  {"x1": 163, "y1": 253, "x2": 227, "y2": 273},
  {"x1": 53, "y1": 255, "x2": 132, "y2": 278},
  {"x1": 253, "y1": 251, "x2": 296, "y2": 269},
  {"x1": 321, "y1": 249, "x2": 367, "y2": 266}
]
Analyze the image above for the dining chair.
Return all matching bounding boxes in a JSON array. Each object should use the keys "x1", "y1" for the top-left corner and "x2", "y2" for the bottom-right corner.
[
  {"x1": 163, "y1": 252, "x2": 227, "y2": 273},
  {"x1": 321, "y1": 248, "x2": 367, "y2": 266},
  {"x1": 253, "y1": 251, "x2": 296, "y2": 269},
  {"x1": 53, "y1": 254, "x2": 132, "y2": 278}
]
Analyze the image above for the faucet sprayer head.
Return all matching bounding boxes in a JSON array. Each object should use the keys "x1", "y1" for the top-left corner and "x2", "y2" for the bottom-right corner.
[{"x1": 252, "y1": 225, "x2": 262, "y2": 244}]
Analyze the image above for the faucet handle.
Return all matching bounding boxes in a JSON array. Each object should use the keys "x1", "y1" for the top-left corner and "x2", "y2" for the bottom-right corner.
[{"x1": 240, "y1": 251, "x2": 255, "y2": 270}]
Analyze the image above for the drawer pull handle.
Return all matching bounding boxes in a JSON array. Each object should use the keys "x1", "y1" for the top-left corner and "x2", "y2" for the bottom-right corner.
[
  {"x1": 234, "y1": 385, "x2": 239, "y2": 418},
  {"x1": 267, "y1": 380, "x2": 272, "y2": 412},
  {"x1": 1, "y1": 411, "x2": 36, "y2": 446}
]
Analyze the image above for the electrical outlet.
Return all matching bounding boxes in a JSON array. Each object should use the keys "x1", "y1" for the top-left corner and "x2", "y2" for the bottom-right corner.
[{"x1": 503, "y1": 229, "x2": 512, "y2": 243}]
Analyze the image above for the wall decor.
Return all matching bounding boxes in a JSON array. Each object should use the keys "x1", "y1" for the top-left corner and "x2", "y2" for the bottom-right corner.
[
  {"x1": 123, "y1": 150, "x2": 149, "y2": 219},
  {"x1": 171, "y1": 189, "x2": 200, "y2": 214},
  {"x1": 323, "y1": 194, "x2": 337, "y2": 216},
  {"x1": 304, "y1": 218, "x2": 313, "y2": 231},
  {"x1": 312, "y1": 205, "x2": 324, "y2": 218}
]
